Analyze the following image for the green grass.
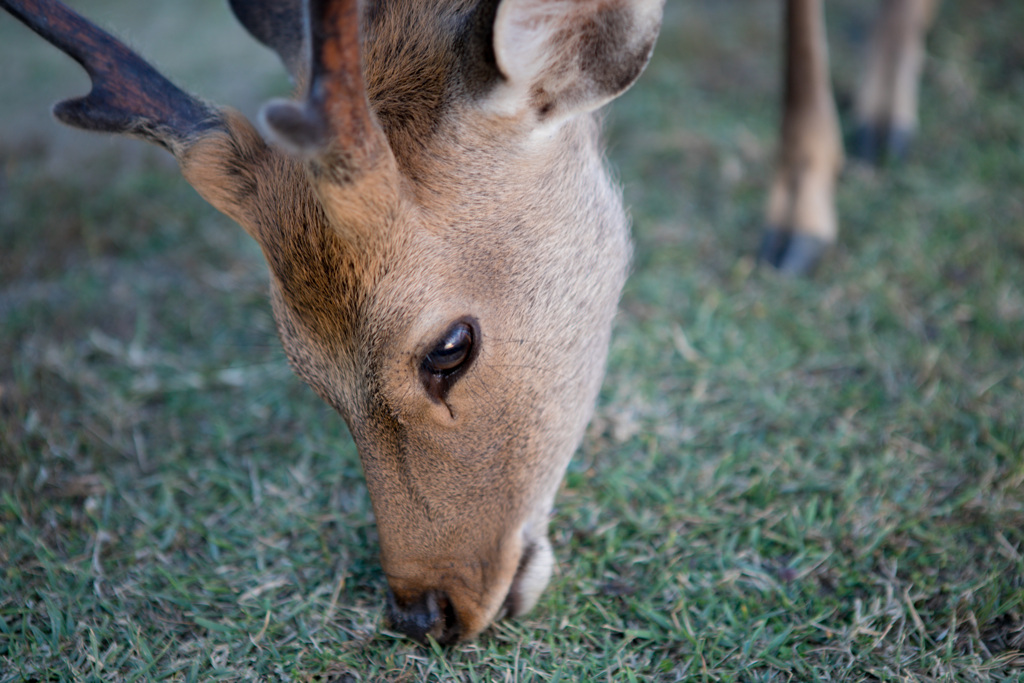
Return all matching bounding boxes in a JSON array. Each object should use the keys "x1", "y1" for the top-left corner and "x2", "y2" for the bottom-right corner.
[{"x1": 2, "y1": 0, "x2": 1023, "y2": 680}]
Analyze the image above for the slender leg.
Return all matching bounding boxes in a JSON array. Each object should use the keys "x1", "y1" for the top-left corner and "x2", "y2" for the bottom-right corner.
[
  {"x1": 759, "y1": 0, "x2": 844, "y2": 276},
  {"x1": 852, "y1": 0, "x2": 939, "y2": 164}
]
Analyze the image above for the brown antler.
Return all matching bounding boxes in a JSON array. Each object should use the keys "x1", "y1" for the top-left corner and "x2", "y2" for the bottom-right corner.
[
  {"x1": 260, "y1": 0, "x2": 393, "y2": 179},
  {"x1": 0, "y1": 0, "x2": 219, "y2": 153}
]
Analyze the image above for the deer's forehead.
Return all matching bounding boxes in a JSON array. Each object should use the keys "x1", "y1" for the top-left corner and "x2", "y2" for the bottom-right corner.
[{"x1": 363, "y1": 0, "x2": 498, "y2": 158}]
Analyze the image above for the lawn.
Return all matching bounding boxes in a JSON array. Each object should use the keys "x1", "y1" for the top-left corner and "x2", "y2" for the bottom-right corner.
[{"x1": 1, "y1": 1, "x2": 1022, "y2": 681}]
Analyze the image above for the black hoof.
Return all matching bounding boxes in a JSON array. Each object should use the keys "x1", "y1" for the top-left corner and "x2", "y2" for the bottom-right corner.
[
  {"x1": 850, "y1": 124, "x2": 881, "y2": 165},
  {"x1": 886, "y1": 126, "x2": 913, "y2": 163},
  {"x1": 775, "y1": 234, "x2": 829, "y2": 277},
  {"x1": 757, "y1": 227, "x2": 790, "y2": 267},
  {"x1": 849, "y1": 123, "x2": 914, "y2": 166},
  {"x1": 757, "y1": 228, "x2": 829, "y2": 277}
]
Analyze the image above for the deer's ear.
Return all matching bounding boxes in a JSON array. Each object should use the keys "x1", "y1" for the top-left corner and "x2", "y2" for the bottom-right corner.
[
  {"x1": 229, "y1": 0, "x2": 306, "y2": 80},
  {"x1": 487, "y1": 0, "x2": 663, "y2": 123}
]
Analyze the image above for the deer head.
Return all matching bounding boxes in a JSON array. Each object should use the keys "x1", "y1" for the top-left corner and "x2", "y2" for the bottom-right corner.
[{"x1": 2, "y1": 0, "x2": 663, "y2": 643}]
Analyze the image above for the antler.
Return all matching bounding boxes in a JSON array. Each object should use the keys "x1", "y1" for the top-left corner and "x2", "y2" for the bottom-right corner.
[
  {"x1": 0, "y1": 0, "x2": 218, "y2": 152},
  {"x1": 259, "y1": 0, "x2": 393, "y2": 179},
  {"x1": 228, "y1": 0, "x2": 305, "y2": 79}
]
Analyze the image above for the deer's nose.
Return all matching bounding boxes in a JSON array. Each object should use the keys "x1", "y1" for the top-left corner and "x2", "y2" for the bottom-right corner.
[{"x1": 386, "y1": 588, "x2": 462, "y2": 644}]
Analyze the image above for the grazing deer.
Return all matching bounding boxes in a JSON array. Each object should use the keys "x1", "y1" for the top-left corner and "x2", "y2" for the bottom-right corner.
[
  {"x1": 0, "y1": 0, "x2": 664, "y2": 643},
  {"x1": 760, "y1": 0, "x2": 938, "y2": 274}
]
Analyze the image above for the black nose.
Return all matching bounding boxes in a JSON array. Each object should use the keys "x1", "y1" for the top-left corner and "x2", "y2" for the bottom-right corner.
[{"x1": 386, "y1": 589, "x2": 461, "y2": 645}]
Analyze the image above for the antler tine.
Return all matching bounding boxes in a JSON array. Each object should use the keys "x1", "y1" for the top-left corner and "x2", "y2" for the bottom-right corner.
[
  {"x1": 260, "y1": 0, "x2": 390, "y2": 173},
  {"x1": 1, "y1": 0, "x2": 217, "y2": 152}
]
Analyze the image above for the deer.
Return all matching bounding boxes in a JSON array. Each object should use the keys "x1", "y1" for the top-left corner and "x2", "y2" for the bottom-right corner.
[
  {"x1": 760, "y1": 0, "x2": 938, "y2": 275},
  {"x1": 1, "y1": 0, "x2": 937, "y2": 646},
  {"x1": 1, "y1": 0, "x2": 665, "y2": 644}
]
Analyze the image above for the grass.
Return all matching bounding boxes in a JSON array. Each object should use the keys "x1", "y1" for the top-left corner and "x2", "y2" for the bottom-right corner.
[{"x1": 2, "y1": 0, "x2": 1023, "y2": 680}]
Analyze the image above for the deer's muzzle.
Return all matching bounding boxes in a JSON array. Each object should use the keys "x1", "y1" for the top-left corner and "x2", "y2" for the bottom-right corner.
[
  {"x1": 386, "y1": 588, "x2": 461, "y2": 645},
  {"x1": 382, "y1": 527, "x2": 555, "y2": 644}
]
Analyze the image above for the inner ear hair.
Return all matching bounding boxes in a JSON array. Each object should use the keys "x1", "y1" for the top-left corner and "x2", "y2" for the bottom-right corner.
[{"x1": 488, "y1": 0, "x2": 664, "y2": 123}]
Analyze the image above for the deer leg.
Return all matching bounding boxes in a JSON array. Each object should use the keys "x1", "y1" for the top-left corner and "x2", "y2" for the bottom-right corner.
[
  {"x1": 759, "y1": 0, "x2": 843, "y2": 276},
  {"x1": 852, "y1": 0, "x2": 938, "y2": 164}
]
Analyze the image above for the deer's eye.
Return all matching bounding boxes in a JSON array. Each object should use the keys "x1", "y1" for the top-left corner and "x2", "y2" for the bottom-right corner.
[
  {"x1": 425, "y1": 323, "x2": 473, "y2": 373},
  {"x1": 420, "y1": 319, "x2": 478, "y2": 402}
]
